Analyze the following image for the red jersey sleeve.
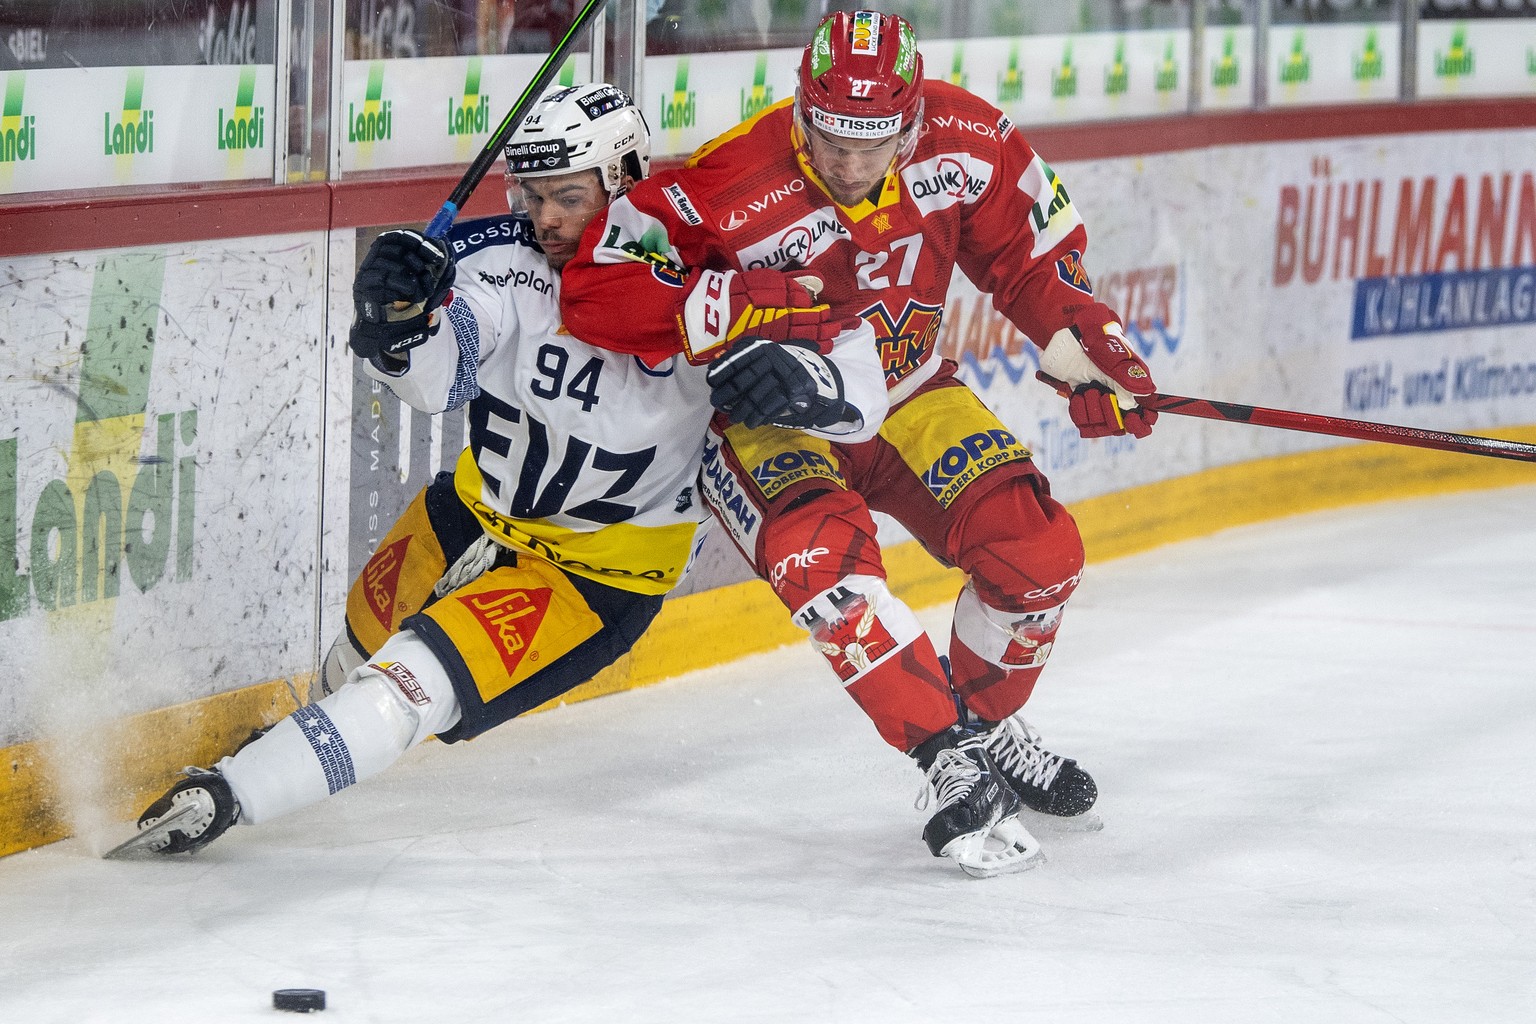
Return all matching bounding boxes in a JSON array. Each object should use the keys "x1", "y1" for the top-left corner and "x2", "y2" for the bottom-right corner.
[
  {"x1": 561, "y1": 172, "x2": 735, "y2": 366},
  {"x1": 945, "y1": 93, "x2": 1097, "y2": 348}
]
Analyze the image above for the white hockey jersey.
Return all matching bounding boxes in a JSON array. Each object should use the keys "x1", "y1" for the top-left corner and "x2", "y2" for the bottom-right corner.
[{"x1": 364, "y1": 214, "x2": 716, "y2": 596}]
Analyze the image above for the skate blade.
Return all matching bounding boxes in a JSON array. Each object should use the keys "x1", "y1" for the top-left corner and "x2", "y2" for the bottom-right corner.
[
  {"x1": 102, "y1": 802, "x2": 201, "y2": 860},
  {"x1": 942, "y1": 816, "x2": 1045, "y2": 879},
  {"x1": 1024, "y1": 808, "x2": 1104, "y2": 833}
]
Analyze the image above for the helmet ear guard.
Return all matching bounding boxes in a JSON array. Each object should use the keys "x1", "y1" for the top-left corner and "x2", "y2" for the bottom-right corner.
[{"x1": 502, "y1": 82, "x2": 651, "y2": 209}]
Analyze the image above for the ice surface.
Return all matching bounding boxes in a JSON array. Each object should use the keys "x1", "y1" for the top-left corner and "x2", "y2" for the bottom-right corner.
[{"x1": 3, "y1": 486, "x2": 1534, "y2": 1023}]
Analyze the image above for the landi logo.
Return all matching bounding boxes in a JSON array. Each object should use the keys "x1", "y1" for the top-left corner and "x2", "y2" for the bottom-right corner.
[
  {"x1": 349, "y1": 62, "x2": 393, "y2": 144},
  {"x1": 740, "y1": 54, "x2": 774, "y2": 121},
  {"x1": 1, "y1": 253, "x2": 197, "y2": 621},
  {"x1": 1279, "y1": 32, "x2": 1312, "y2": 85},
  {"x1": 1105, "y1": 39, "x2": 1129, "y2": 97},
  {"x1": 1212, "y1": 32, "x2": 1240, "y2": 89},
  {"x1": 947, "y1": 47, "x2": 969, "y2": 89},
  {"x1": 1154, "y1": 39, "x2": 1180, "y2": 92},
  {"x1": 659, "y1": 59, "x2": 695, "y2": 131},
  {"x1": 449, "y1": 57, "x2": 490, "y2": 139},
  {"x1": 1052, "y1": 41, "x2": 1078, "y2": 98},
  {"x1": 997, "y1": 44, "x2": 1023, "y2": 104},
  {"x1": 1435, "y1": 26, "x2": 1475, "y2": 79},
  {"x1": 1353, "y1": 29, "x2": 1384, "y2": 82},
  {"x1": 1, "y1": 72, "x2": 36, "y2": 171},
  {"x1": 105, "y1": 68, "x2": 154, "y2": 160},
  {"x1": 217, "y1": 65, "x2": 265, "y2": 152}
]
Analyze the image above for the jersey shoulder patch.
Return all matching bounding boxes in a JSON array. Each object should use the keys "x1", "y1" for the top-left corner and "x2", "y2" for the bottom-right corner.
[{"x1": 445, "y1": 213, "x2": 540, "y2": 261}]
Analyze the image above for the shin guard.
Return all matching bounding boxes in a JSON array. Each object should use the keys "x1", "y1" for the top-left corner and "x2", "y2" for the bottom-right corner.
[
  {"x1": 948, "y1": 584, "x2": 1068, "y2": 722},
  {"x1": 794, "y1": 575, "x2": 957, "y2": 751}
]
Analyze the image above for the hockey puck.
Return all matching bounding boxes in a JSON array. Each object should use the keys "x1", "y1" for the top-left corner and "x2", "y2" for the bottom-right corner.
[{"x1": 272, "y1": 989, "x2": 326, "y2": 1012}]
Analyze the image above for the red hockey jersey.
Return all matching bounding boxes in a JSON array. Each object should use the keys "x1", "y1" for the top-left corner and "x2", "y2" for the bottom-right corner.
[{"x1": 562, "y1": 79, "x2": 1096, "y2": 406}]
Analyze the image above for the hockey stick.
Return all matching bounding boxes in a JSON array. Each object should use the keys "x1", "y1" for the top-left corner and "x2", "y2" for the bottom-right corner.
[
  {"x1": 1037, "y1": 373, "x2": 1536, "y2": 463},
  {"x1": 424, "y1": 0, "x2": 611, "y2": 240}
]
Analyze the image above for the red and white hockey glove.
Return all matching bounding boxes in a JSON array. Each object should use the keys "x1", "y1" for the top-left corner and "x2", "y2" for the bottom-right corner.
[
  {"x1": 1036, "y1": 302, "x2": 1158, "y2": 439},
  {"x1": 680, "y1": 268, "x2": 848, "y2": 364}
]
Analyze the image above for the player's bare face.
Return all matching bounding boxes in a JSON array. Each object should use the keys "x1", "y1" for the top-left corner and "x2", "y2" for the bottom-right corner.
[
  {"x1": 804, "y1": 124, "x2": 903, "y2": 206},
  {"x1": 516, "y1": 170, "x2": 609, "y2": 270}
]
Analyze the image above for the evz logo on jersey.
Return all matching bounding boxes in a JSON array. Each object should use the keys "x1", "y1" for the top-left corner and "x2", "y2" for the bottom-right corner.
[
  {"x1": 1056, "y1": 250, "x2": 1093, "y2": 295},
  {"x1": 861, "y1": 298, "x2": 943, "y2": 385},
  {"x1": 901, "y1": 153, "x2": 993, "y2": 216}
]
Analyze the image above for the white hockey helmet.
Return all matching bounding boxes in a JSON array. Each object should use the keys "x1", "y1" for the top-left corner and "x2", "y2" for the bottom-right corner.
[{"x1": 503, "y1": 82, "x2": 651, "y2": 201}]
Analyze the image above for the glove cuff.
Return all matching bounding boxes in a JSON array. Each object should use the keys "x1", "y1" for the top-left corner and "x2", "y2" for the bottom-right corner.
[{"x1": 680, "y1": 268, "x2": 734, "y2": 365}]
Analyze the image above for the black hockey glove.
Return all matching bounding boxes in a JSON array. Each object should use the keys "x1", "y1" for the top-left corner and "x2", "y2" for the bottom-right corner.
[
  {"x1": 705, "y1": 337, "x2": 848, "y2": 431},
  {"x1": 349, "y1": 229, "x2": 457, "y2": 362}
]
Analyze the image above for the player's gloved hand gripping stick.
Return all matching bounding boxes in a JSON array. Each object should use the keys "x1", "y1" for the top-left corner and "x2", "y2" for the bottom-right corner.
[
  {"x1": 1036, "y1": 302, "x2": 1536, "y2": 463},
  {"x1": 425, "y1": 0, "x2": 612, "y2": 241}
]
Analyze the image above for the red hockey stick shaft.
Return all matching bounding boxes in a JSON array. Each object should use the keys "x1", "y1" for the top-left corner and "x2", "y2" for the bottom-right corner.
[{"x1": 1141, "y1": 392, "x2": 1536, "y2": 463}]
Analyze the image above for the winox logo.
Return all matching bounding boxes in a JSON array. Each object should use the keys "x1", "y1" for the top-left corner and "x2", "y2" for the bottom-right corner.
[
  {"x1": 2, "y1": 252, "x2": 198, "y2": 622},
  {"x1": 902, "y1": 153, "x2": 993, "y2": 215},
  {"x1": 736, "y1": 208, "x2": 850, "y2": 270},
  {"x1": 449, "y1": 58, "x2": 490, "y2": 139},
  {"x1": 217, "y1": 66, "x2": 265, "y2": 153},
  {"x1": 719, "y1": 177, "x2": 805, "y2": 232},
  {"x1": 104, "y1": 68, "x2": 154, "y2": 160}
]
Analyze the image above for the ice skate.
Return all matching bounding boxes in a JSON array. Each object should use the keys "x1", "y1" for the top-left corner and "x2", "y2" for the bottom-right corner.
[
  {"x1": 913, "y1": 727, "x2": 1043, "y2": 878},
  {"x1": 104, "y1": 767, "x2": 240, "y2": 860},
  {"x1": 976, "y1": 715, "x2": 1102, "y2": 832}
]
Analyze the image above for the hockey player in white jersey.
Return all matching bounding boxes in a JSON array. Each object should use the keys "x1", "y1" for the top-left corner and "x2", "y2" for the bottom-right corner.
[{"x1": 110, "y1": 82, "x2": 886, "y2": 859}]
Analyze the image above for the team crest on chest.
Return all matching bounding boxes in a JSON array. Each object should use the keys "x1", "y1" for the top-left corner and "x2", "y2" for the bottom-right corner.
[{"x1": 860, "y1": 298, "x2": 944, "y2": 385}]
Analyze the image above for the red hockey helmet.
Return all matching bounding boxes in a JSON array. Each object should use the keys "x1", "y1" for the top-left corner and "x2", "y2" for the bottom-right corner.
[{"x1": 796, "y1": 10, "x2": 924, "y2": 144}]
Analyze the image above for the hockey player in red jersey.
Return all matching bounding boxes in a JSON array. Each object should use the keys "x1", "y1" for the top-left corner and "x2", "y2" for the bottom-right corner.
[{"x1": 562, "y1": 11, "x2": 1159, "y2": 876}]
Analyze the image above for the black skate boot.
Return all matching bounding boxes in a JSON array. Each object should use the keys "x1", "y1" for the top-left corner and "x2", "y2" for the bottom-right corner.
[
  {"x1": 104, "y1": 767, "x2": 241, "y2": 859},
  {"x1": 911, "y1": 726, "x2": 1042, "y2": 878},
  {"x1": 974, "y1": 714, "x2": 1100, "y2": 825}
]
